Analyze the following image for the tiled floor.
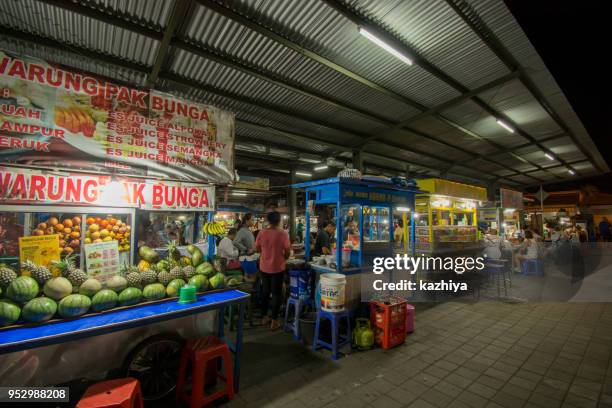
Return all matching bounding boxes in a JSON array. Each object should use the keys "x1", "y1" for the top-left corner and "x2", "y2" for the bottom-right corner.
[{"x1": 225, "y1": 301, "x2": 612, "y2": 408}]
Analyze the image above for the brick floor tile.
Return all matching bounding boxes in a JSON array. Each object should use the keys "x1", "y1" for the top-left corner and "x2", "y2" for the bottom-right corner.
[
  {"x1": 528, "y1": 392, "x2": 563, "y2": 408},
  {"x1": 468, "y1": 382, "x2": 497, "y2": 399},
  {"x1": 508, "y1": 375, "x2": 538, "y2": 392},
  {"x1": 388, "y1": 386, "x2": 418, "y2": 405},
  {"x1": 563, "y1": 393, "x2": 597, "y2": 408},
  {"x1": 369, "y1": 394, "x2": 404, "y2": 408},
  {"x1": 420, "y1": 389, "x2": 454, "y2": 408},
  {"x1": 457, "y1": 390, "x2": 489, "y2": 408},
  {"x1": 446, "y1": 372, "x2": 475, "y2": 389},
  {"x1": 491, "y1": 391, "x2": 526, "y2": 408},
  {"x1": 477, "y1": 375, "x2": 505, "y2": 391},
  {"x1": 433, "y1": 380, "x2": 463, "y2": 398},
  {"x1": 401, "y1": 379, "x2": 431, "y2": 396},
  {"x1": 407, "y1": 398, "x2": 438, "y2": 408},
  {"x1": 484, "y1": 367, "x2": 513, "y2": 382}
]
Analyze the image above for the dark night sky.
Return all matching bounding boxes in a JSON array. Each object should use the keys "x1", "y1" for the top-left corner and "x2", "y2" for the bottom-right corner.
[{"x1": 505, "y1": 0, "x2": 611, "y2": 172}]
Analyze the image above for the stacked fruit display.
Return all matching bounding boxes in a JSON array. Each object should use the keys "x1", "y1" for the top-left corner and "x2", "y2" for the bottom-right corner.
[
  {"x1": 0, "y1": 241, "x2": 231, "y2": 328},
  {"x1": 84, "y1": 216, "x2": 131, "y2": 252},
  {"x1": 30, "y1": 216, "x2": 82, "y2": 256}
]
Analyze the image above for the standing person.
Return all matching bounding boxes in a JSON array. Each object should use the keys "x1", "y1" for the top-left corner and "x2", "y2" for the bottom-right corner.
[
  {"x1": 576, "y1": 225, "x2": 588, "y2": 243},
  {"x1": 234, "y1": 213, "x2": 255, "y2": 255},
  {"x1": 296, "y1": 219, "x2": 305, "y2": 243},
  {"x1": 599, "y1": 217, "x2": 611, "y2": 242},
  {"x1": 393, "y1": 220, "x2": 404, "y2": 248},
  {"x1": 313, "y1": 221, "x2": 336, "y2": 257},
  {"x1": 254, "y1": 211, "x2": 291, "y2": 330}
]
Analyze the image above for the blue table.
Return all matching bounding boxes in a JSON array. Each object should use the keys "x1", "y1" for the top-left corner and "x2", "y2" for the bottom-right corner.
[{"x1": 0, "y1": 289, "x2": 250, "y2": 391}]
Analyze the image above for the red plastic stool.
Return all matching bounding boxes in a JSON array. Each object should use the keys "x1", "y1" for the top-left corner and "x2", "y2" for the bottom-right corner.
[
  {"x1": 76, "y1": 378, "x2": 143, "y2": 408},
  {"x1": 176, "y1": 336, "x2": 234, "y2": 407}
]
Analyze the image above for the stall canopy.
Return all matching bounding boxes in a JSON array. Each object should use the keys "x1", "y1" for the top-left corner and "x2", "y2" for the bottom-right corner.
[{"x1": 0, "y1": 0, "x2": 607, "y2": 189}]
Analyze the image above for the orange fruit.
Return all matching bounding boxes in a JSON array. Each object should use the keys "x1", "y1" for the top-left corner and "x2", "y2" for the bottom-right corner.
[
  {"x1": 63, "y1": 227, "x2": 72, "y2": 234},
  {"x1": 72, "y1": 216, "x2": 81, "y2": 225},
  {"x1": 48, "y1": 217, "x2": 59, "y2": 226},
  {"x1": 37, "y1": 222, "x2": 47, "y2": 230},
  {"x1": 54, "y1": 223, "x2": 64, "y2": 232},
  {"x1": 86, "y1": 217, "x2": 95, "y2": 225},
  {"x1": 63, "y1": 219, "x2": 73, "y2": 228},
  {"x1": 100, "y1": 220, "x2": 109, "y2": 229},
  {"x1": 70, "y1": 231, "x2": 80, "y2": 239}
]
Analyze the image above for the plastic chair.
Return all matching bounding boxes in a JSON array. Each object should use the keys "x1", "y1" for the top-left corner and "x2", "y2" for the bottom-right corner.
[
  {"x1": 312, "y1": 310, "x2": 351, "y2": 360},
  {"x1": 76, "y1": 378, "x2": 143, "y2": 408},
  {"x1": 284, "y1": 296, "x2": 312, "y2": 340},
  {"x1": 522, "y1": 259, "x2": 544, "y2": 276},
  {"x1": 176, "y1": 336, "x2": 234, "y2": 408}
]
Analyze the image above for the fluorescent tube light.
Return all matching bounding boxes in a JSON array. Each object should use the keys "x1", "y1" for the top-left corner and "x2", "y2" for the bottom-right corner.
[
  {"x1": 568, "y1": 169, "x2": 575, "y2": 175},
  {"x1": 544, "y1": 153, "x2": 555, "y2": 160},
  {"x1": 496, "y1": 119, "x2": 514, "y2": 133},
  {"x1": 396, "y1": 206, "x2": 411, "y2": 212},
  {"x1": 298, "y1": 157, "x2": 321, "y2": 164},
  {"x1": 295, "y1": 171, "x2": 312, "y2": 177},
  {"x1": 314, "y1": 165, "x2": 328, "y2": 171},
  {"x1": 232, "y1": 192, "x2": 247, "y2": 196},
  {"x1": 358, "y1": 27, "x2": 413, "y2": 65}
]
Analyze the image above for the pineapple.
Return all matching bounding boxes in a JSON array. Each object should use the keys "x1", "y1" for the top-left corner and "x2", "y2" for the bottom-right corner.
[
  {"x1": 51, "y1": 254, "x2": 78, "y2": 277},
  {"x1": 141, "y1": 269, "x2": 158, "y2": 285},
  {"x1": 67, "y1": 269, "x2": 88, "y2": 290},
  {"x1": 21, "y1": 260, "x2": 52, "y2": 286},
  {"x1": 166, "y1": 240, "x2": 181, "y2": 266},
  {"x1": 157, "y1": 270, "x2": 172, "y2": 286},
  {"x1": 126, "y1": 271, "x2": 142, "y2": 288},
  {"x1": 182, "y1": 265, "x2": 195, "y2": 280},
  {"x1": 169, "y1": 266, "x2": 183, "y2": 280},
  {"x1": 0, "y1": 267, "x2": 17, "y2": 290}
]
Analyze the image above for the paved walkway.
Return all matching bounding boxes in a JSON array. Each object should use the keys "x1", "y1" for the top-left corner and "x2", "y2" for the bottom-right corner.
[{"x1": 225, "y1": 301, "x2": 612, "y2": 408}]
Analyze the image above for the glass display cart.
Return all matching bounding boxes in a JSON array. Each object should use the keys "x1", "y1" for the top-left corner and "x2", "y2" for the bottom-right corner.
[{"x1": 413, "y1": 179, "x2": 487, "y2": 254}]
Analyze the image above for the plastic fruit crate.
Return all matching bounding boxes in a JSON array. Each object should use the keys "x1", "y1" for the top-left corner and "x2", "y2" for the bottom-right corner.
[{"x1": 370, "y1": 297, "x2": 407, "y2": 349}]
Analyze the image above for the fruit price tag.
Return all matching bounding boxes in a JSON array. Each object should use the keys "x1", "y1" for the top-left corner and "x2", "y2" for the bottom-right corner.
[
  {"x1": 84, "y1": 240, "x2": 120, "y2": 282},
  {"x1": 18, "y1": 234, "x2": 61, "y2": 268}
]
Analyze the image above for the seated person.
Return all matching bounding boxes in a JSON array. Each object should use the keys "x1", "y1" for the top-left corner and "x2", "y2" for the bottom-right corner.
[
  {"x1": 513, "y1": 230, "x2": 538, "y2": 271},
  {"x1": 483, "y1": 229, "x2": 502, "y2": 260},
  {"x1": 217, "y1": 228, "x2": 239, "y2": 261}
]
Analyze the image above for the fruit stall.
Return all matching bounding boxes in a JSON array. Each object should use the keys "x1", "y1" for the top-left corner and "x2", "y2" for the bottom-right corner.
[
  {"x1": 292, "y1": 176, "x2": 422, "y2": 309},
  {"x1": 412, "y1": 178, "x2": 487, "y2": 254},
  {"x1": 0, "y1": 51, "x2": 248, "y2": 399}
]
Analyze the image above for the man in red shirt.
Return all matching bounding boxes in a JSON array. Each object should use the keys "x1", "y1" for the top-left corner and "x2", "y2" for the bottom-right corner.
[{"x1": 254, "y1": 211, "x2": 291, "y2": 330}]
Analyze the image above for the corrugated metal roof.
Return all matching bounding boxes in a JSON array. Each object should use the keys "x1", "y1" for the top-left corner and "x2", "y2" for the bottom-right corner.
[
  {"x1": 467, "y1": 0, "x2": 608, "y2": 173},
  {"x1": 0, "y1": 0, "x2": 159, "y2": 65},
  {"x1": 80, "y1": 0, "x2": 175, "y2": 29},
  {"x1": 0, "y1": 37, "x2": 147, "y2": 86}
]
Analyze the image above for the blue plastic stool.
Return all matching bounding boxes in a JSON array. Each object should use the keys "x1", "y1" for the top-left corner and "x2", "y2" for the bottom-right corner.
[
  {"x1": 312, "y1": 310, "x2": 351, "y2": 360},
  {"x1": 522, "y1": 259, "x2": 543, "y2": 276},
  {"x1": 283, "y1": 297, "x2": 312, "y2": 340}
]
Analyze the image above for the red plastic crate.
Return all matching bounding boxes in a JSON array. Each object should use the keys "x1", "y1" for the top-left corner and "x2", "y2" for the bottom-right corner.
[{"x1": 370, "y1": 297, "x2": 407, "y2": 349}]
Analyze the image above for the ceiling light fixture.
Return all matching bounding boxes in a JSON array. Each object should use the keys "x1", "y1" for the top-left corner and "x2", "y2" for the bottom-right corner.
[
  {"x1": 544, "y1": 153, "x2": 555, "y2": 160},
  {"x1": 568, "y1": 169, "x2": 575, "y2": 175},
  {"x1": 314, "y1": 165, "x2": 328, "y2": 171},
  {"x1": 298, "y1": 157, "x2": 321, "y2": 164},
  {"x1": 496, "y1": 119, "x2": 514, "y2": 133},
  {"x1": 396, "y1": 206, "x2": 411, "y2": 212},
  {"x1": 295, "y1": 171, "x2": 312, "y2": 177},
  {"x1": 232, "y1": 192, "x2": 247, "y2": 196},
  {"x1": 358, "y1": 27, "x2": 413, "y2": 65}
]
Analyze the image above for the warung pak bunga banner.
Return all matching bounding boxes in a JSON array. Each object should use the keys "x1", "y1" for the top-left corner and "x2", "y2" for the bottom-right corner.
[{"x1": 0, "y1": 49, "x2": 235, "y2": 184}]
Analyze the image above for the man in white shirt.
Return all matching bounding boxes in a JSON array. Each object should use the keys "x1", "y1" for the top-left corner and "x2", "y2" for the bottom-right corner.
[{"x1": 218, "y1": 228, "x2": 239, "y2": 261}]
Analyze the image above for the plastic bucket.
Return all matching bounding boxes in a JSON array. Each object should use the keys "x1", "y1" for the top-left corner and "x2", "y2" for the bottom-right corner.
[
  {"x1": 289, "y1": 269, "x2": 312, "y2": 299},
  {"x1": 299, "y1": 312, "x2": 317, "y2": 345},
  {"x1": 240, "y1": 260, "x2": 258, "y2": 275},
  {"x1": 320, "y1": 273, "x2": 346, "y2": 312},
  {"x1": 289, "y1": 269, "x2": 300, "y2": 299}
]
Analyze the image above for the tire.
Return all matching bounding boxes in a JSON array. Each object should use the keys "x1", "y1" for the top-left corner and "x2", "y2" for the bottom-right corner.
[{"x1": 122, "y1": 332, "x2": 185, "y2": 401}]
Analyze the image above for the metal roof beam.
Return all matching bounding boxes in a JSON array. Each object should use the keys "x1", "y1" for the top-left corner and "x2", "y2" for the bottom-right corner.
[
  {"x1": 146, "y1": 0, "x2": 193, "y2": 87},
  {"x1": 444, "y1": 0, "x2": 604, "y2": 174}
]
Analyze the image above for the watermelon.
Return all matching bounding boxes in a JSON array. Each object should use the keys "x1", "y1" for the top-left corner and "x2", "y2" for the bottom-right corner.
[
  {"x1": 0, "y1": 300, "x2": 20, "y2": 326},
  {"x1": 166, "y1": 279, "x2": 186, "y2": 297},
  {"x1": 79, "y1": 278, "x2": 102, "y2": 297},
  {"x1": 6, "y1": 276, "x2": 39, "y2": 303},
  {"x1": 142, "y1": 283, "x2": 165, "y2": 301},
  {"x1": 44, "y1": 277, "x2": 73, "y2": 301},
  {"x1": 58, "y1": 294, "x2": 91, "y2": 318},
  {"x1": 106, "y1": 276, "x2": 127, "y2": 293},
  {"x1": 118, "y1": 287, "x2": 142, "y2": 306},
  {"x1": 189, "y1": 275, "x2": 208, "y2": 292},
  {"x1": 196, "y1": 262, "x2": 214, "y2": 276},
  {"x1": 22, "y1": 297, "x2": 57, "y2": 323},
  {"x1": 91, "y1": 289, "x2": 118, "y2": 312},
  {"x1": 209, "y1": 273, "x2": 225, "y2": 289}
]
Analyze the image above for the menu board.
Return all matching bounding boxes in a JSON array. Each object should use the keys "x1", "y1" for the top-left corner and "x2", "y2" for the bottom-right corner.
[
  {"x1": 84, "y1": 240, "x2": 120, "y2": 282},
  {"x1": 0, "y1": 50, "x2": 235, "y2": 184},
  {"x1": 18, "y1": 234, "x2": 60, "y2": 268}
]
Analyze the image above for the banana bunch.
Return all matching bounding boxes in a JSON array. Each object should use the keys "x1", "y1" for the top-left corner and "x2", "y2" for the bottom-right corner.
[{"x1": 203, "y1": 222, "x2": 225, "y2": 236}]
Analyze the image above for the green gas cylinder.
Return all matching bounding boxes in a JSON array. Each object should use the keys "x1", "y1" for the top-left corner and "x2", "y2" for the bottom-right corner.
[{"x1": 353, "y1": 318, "x2": 374, "y2": 350}]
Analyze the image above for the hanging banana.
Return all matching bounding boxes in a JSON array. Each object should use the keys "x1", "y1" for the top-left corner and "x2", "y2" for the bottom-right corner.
[{"x1": 203, "y1": 222, "x2": 225, "y2": 236}]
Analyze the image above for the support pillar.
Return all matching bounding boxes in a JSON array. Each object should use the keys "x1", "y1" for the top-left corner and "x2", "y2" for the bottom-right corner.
[
  {"x1": 288, "y1": 168, "x2": 297, "y2": 243},
  {"x1": 352, "y1": 150, "x2": 364, "y2": 172}
]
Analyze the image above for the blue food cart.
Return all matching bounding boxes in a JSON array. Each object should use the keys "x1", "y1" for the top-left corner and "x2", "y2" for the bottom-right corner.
[{"x1": 292, "y1": 177, "x2": 423, "y2": 309}]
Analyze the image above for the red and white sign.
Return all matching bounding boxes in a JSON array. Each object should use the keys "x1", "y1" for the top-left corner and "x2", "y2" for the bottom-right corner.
[{"x1": 0, "y1": 166, "x2": 215, "y2": 211}]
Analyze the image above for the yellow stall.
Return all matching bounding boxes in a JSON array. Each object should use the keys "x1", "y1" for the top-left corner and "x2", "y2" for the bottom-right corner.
[{"x1": 413, "y1": 179, "x2": 487, "y2": 254}]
